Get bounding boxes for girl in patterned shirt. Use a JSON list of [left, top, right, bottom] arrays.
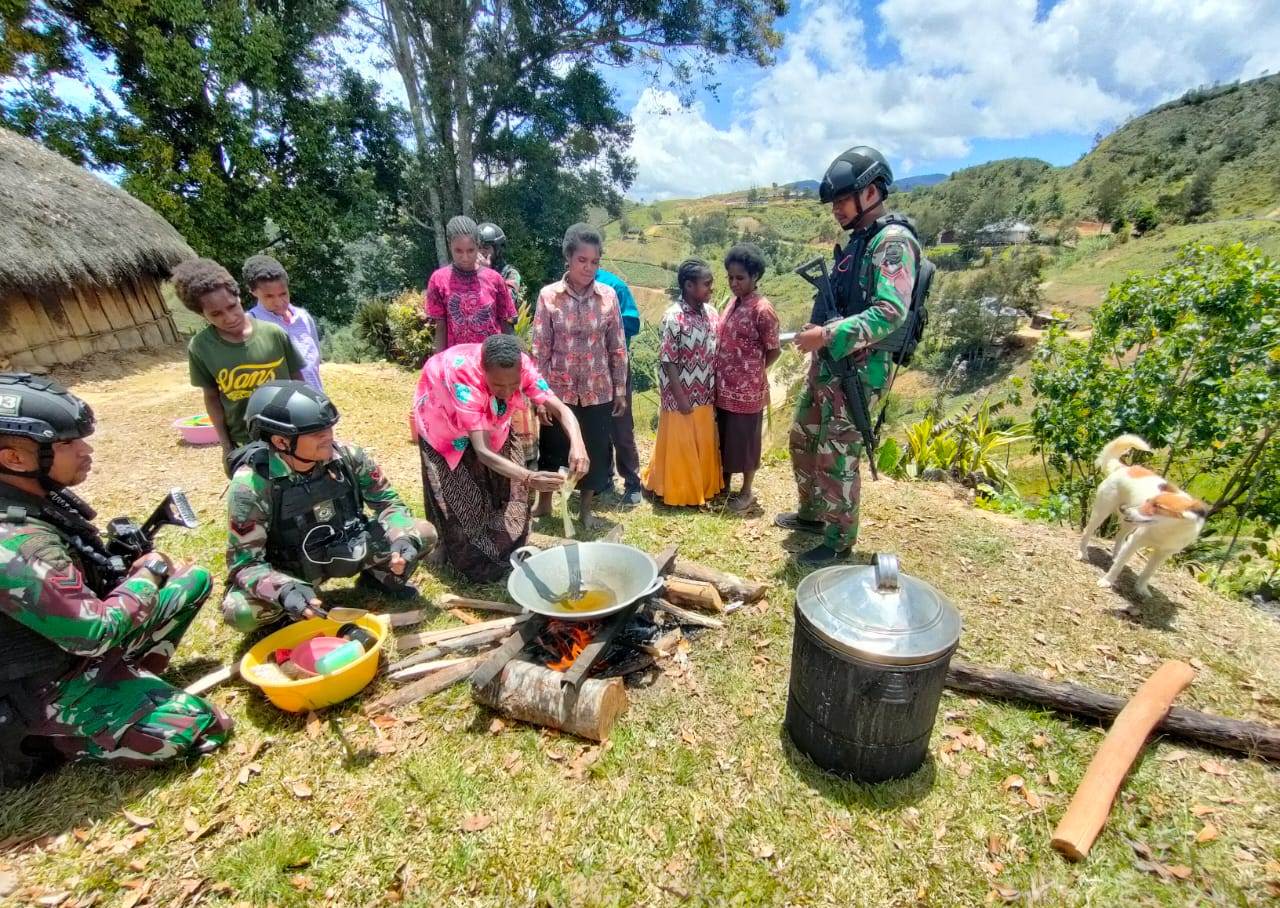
[[424, 216, 518, 355], [642, 259, 724, 506]]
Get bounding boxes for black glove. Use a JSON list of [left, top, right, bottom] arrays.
[[391, 537, 420, 563], [279, 582, 323, 620]]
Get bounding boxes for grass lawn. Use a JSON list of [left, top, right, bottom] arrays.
[[2, 353, 1279, 907]]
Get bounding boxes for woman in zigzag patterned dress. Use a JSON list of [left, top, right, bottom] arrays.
[[642, 259, 724, 506]]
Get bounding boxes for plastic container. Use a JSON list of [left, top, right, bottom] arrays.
[[173, 414, 220, 445], [240, 614, 388, 712]]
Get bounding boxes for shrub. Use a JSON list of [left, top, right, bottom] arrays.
[[386, 290, 434, 368], [320, 319, 378, 363], [354, 298, 394, 361]]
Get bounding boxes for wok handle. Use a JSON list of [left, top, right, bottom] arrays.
[[509, 545, 539, 571], [640, 575, 665, 600]]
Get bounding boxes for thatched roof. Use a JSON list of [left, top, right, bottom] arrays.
[[0, 127, 194, 292]]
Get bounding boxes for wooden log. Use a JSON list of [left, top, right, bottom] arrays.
[[528, 532, 766, 602], [366, 655, 486, 713], [639, 628, 684, 658], [663, 577, 724, 613], [389, 657, 472, 683], [473, 660, 628, 742], [387, 624, 514, 674], [946, 660, 1280, 762], [396, 615, 525, 651], [438, 594, 524, 615], [184, 665, 238, 697], [387, 645, 445, 675], [646, 598, 725, 629], [1051, 661, 1196, 861], [449, 608, 483, 625]]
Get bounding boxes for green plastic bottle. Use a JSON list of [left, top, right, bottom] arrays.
[[314, 640, 365, 675]]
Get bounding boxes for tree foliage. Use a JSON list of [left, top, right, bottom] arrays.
[[1030, 243, 1280, 529]]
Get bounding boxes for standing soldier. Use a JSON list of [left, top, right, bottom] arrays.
[[0, 374, 230, 785], [222, 381, 436, 631], [776, 146, 922, 565], [477, 222, 524, 305]]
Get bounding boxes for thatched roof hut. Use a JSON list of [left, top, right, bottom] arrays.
[[0, 127, 193, 369]]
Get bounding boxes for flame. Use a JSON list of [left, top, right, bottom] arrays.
[[544, 621, 598, 671]]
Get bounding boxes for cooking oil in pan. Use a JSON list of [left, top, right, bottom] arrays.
[[556, 584, 617, 612]]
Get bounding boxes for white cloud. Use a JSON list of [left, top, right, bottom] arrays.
[[627, 0, 1280, 199]]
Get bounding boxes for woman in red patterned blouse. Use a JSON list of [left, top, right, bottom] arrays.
[[715, 244, 781, 512]]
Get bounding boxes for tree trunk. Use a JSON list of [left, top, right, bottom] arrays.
[[473, 660, 628, 741], [450, 0, 477, 216], [946, 660, 1280, 761]]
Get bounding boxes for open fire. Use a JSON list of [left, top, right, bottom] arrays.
[[541, 620, 601, 671]]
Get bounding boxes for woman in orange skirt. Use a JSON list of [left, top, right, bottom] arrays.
[[643, 259, 723, 506]]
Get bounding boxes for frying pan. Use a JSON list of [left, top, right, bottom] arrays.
[[508, 543, 663, 621]]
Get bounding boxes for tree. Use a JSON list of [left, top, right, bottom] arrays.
[[2, 0, 407, 320], [1030, 243, 1280, 530], [1181, 165, 1217, 221], [361, 0, 785, 265], [1091, 171, 1127, 223]]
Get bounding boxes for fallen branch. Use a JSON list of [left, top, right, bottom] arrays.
[[366, 655, 486, 713], [645, 598, 724, 629], [946, 660, 1280, 761], [396, 615, 526, 651], [438, 593, 523, 615], [389, 657, 472, 683], [184, 665, 238, 697], [528, 532, 766, 602], [386, 623, 514, 674]]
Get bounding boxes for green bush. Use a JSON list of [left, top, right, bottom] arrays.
[[386, 290, 433, 368], [628, 323, 662, 394], [354, 298, 395, 361], [320, 320, 378, 363]]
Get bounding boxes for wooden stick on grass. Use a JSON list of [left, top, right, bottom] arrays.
[[1050, 660, 1196, 861]]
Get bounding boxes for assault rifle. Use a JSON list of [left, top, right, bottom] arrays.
[[104, 488, 200, 579], [792, 256, 880, 480]]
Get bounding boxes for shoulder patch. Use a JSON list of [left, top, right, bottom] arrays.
[[872, 239, 909, 274], [16, 530, 72, 571]]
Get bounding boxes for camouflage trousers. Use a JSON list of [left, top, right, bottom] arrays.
[[221, 520, 435, 632], [28, 567, 233, 767], [789, 364, 871, 551]]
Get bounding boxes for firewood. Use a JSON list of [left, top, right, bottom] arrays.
[[387, 645, 445, 675], [473, 660, 628, 742], [366, 655, 486, 713], [396, 615, 526, 651], [639, 628, 683, 658], [1051, 661, 1196, 861], [387, 624, 516, 674], [389, 657, 472, 683], [448, 608, 483, 625], [437, 594, 524, 615], [184, 665, 237, 697], [945, 660, 1280, 761], [663, 577, 724, 613], [528, 532, 766, 602], [646, 598, 724, 629]]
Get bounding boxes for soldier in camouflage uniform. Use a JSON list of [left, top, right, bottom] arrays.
[[223, 381, 435, 631], [777, 146, 922, 565], [0, 373, 230, 785]]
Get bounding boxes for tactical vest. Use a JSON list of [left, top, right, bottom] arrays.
[[829, 213, 935, 367], [236, 443, 371, 583]]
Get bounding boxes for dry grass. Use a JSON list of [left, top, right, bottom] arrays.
[[1, 353, 1278, 907]]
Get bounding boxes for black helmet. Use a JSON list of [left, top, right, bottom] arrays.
[[0, 373, 95, 489], [819, 146, 894, 204], [245, 381, 339, 442], [477, 222, 506, 247]]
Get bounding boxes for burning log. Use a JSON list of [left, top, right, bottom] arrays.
[[663, 577, 724, 613], [527, 532, 767, 603], [473, 661, 628, 742], [946, 660, 1280, 762]]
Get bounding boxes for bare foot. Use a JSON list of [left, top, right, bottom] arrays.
[[728, 493, 755, 513], [582, 514, 607, 532]]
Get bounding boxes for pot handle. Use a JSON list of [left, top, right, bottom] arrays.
[[509, 545, 539, 572], [640, 575, 666, 600], [873, 553, 900, 592]]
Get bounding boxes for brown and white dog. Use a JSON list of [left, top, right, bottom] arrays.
[[1078, 434, 1208, 597]]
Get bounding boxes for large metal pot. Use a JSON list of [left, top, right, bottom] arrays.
[[507, 543, 663, 621], [785, 553, 962, 782]]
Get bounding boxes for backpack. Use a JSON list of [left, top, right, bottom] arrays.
[[847, 214, 935, 367]]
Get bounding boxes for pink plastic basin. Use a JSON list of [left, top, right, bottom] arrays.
[[173, 414, 220, 445]]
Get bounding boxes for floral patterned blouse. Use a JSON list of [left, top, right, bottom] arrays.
[[531, 277, 628, 407], [424, 265, 518, 349], [413, 343, 552, 469], [657, 299, 718, 412], [715, 292, 781, 414]]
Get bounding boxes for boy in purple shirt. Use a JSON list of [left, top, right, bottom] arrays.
[[242, 255, 324, 391]]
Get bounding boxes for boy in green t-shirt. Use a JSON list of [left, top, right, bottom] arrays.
[[172, 258, 304, 462]]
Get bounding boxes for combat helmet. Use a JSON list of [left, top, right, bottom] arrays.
[[245, 381, 339, 447], [477, 222, 507, 248], [0, 373, 95, 488], [819, 146, 894, 204]]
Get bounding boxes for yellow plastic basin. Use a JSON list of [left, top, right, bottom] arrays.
[[239, 614, 389, 713]]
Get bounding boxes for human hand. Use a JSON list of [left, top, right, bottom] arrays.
[[567, 447, 590, 479], [612, 394, 627, 417], [795, 324, 827, 354], [536, 402, 553, 426], [527, 470, 566, 492], [389, 552, 407, 575]]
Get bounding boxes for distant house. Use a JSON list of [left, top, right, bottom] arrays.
[[0, 128, 192, 369], [975, 219, 1036, 245], [937, 229, 959, 244]]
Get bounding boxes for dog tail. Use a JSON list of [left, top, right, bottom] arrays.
[[1095, 433, 1152, 474]]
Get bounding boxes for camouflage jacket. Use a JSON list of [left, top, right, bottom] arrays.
[[0, 508, 160, 665], [822, 222, 920, 390], [225, 441, 424, 602]]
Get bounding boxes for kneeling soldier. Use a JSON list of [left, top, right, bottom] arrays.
[[222, 381, 436, 631], [0, 373, 231, 785]]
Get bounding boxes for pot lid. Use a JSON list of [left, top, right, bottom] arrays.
[[795, 554, 961, 665]]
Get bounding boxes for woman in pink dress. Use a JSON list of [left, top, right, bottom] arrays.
[[425, 216, 519, 355], [413, 335, 588, 581]]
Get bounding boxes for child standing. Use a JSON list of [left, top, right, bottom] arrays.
[[716, 244, 781, 512], [174, 258, 304, 463], [242, 255, 325, 392], [642, 259, 723, 506], [426, 216, 518, 355]]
